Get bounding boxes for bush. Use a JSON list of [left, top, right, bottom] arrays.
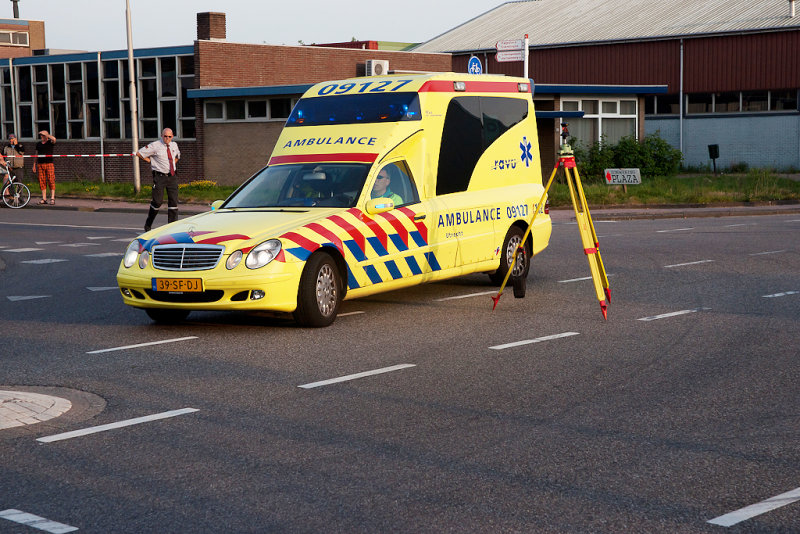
[[570, 132, 683, 182]]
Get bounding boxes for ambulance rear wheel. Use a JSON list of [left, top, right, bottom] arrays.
[[489, 226, 530, 285], [145, 308, 190, 324], [294, 252, 342, 327]]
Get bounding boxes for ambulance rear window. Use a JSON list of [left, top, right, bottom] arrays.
[[286, 93, 421, 126]]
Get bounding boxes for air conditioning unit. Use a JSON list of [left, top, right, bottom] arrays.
[[365, 59, 389, 76]]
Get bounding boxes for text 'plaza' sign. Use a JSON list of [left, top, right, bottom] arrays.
[[604, 168, 642, 185]]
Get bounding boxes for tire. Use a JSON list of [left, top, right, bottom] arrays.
[[488, 226, 530, 286], [3, 182, 30, 209], [293, 252, 342, 327], [145, 308, 190, 324]]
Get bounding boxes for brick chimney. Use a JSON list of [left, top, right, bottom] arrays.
[[197, 12, 226, 41]]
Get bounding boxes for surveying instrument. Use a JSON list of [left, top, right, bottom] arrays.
[[492, 124, 611, 319]]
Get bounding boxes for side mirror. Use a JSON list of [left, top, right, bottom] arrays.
[[210, 200, 224, 211], [365, 197, 394, 215]]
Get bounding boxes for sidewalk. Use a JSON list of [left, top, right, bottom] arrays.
[[14, 195, 800, 221]]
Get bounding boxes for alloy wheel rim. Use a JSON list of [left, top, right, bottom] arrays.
[[315, 264, 337, 316]]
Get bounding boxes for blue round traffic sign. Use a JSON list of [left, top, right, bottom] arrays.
[[467, 56, 482, 75]]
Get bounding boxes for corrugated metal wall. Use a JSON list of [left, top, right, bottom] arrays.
[[452, 29, 800, 93]]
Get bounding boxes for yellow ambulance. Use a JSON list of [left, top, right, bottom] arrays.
[[117, 73, 552, 326]]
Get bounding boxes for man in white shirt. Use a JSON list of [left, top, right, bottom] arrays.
[[137, 128, 181, 232]]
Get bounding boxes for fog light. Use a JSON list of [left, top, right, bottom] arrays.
[[250, 290, 265, 300], [121, 288, 132, 297]]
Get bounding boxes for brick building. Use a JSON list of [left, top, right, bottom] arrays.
[[0, 12, 450, 186]]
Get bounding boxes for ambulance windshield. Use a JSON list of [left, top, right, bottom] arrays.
[[224, 163, 370, 209], [286, 93, 421, 127]]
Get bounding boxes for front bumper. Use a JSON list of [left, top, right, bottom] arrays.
[[116, 262, 303, 313]]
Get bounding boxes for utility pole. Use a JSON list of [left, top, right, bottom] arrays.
[[125, 0, 141, 193]]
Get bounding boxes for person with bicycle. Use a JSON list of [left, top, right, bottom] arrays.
[[3, 133, 25, 188]]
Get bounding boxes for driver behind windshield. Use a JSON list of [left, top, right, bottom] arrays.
[[371, 166, 402, 205]]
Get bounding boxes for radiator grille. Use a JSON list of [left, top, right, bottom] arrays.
[[152, 244, 224, 271]]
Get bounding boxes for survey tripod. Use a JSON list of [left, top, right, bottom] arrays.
[[491, 143, 611, 319]]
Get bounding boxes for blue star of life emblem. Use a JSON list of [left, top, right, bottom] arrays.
[[520, 137, 533, 167]]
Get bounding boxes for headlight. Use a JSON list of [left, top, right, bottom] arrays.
[[245, 239, 282, 269], [226, 250, 243, 270], [138, 249, 150, 269], [123, 240, 140, 268]]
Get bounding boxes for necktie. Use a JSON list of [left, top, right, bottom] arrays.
[[166, 146, 175, 176]]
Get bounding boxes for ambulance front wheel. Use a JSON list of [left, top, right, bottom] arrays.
[[489, 226, 530, 285], [294, 252, 342, 327]]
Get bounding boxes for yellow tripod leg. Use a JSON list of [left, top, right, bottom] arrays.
[[491, 161, 559, 310], [572, 165, 611, 305], [565, 164, 608, 320]]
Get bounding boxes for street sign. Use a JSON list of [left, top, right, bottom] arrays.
[[496, 39, 524, 51], [467, 55, 483, 74], [604, 168, 642, 185], [496, 50, 526, 63]]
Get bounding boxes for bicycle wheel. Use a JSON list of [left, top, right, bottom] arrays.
[[3, 182, 31, 208]]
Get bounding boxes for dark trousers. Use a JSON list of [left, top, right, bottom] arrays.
[[144, 171, 179, 230]]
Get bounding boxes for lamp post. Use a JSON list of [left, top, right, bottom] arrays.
[[125, 0, 141, 193]]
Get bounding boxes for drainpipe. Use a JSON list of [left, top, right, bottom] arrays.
[[679, 38, 684, 155], [97, 52, 105, 183], [9, 58, 17, 137], [791, 0, 796, 17]]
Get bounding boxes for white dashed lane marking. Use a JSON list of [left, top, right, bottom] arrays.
[[490, 332, 580, 350], [37, 408, 200, 443], [657, 227, 694, 233], [21, 259, 68, 264], [638, 308, 710, 321], [86, 336, 198, 354], [435, 290, 496, 302], [6, 295, 50, 302], [86, 286, 119, 292], [5, 248, 43, 253], [762, 291, 798, 298], [0, 509, 78, 533], [298, 364, 416, 389], [749, 250, 787, 256], [664, 259, 714, 268], [85, 252, 121, 258], [708, 487, 800, 527]]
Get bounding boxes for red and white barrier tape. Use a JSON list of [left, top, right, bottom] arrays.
[[12, 153, 136, 158]]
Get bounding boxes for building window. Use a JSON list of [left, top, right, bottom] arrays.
[[772, 89, 798, 111], [0, 31, 28, 46], [713, 92, 740, 113], [561, 97, 638, 146], [742, 91, 768, 112], [204, 96, 299, 122]]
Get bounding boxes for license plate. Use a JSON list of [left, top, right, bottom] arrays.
[[152, 278, 203, 292]]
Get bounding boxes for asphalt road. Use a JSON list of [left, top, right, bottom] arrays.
[[1, 208, 799, 533]]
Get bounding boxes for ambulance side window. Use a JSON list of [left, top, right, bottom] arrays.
[[436, 96, 528, 196], [376, 161, 419, 207]]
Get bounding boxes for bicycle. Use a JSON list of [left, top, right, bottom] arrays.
[[2, 167, 31, 209]]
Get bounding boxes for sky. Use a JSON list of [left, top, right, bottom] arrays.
[[11, 0, 503, 52]]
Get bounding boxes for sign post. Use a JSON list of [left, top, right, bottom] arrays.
[[495, 34, 529, 78]]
